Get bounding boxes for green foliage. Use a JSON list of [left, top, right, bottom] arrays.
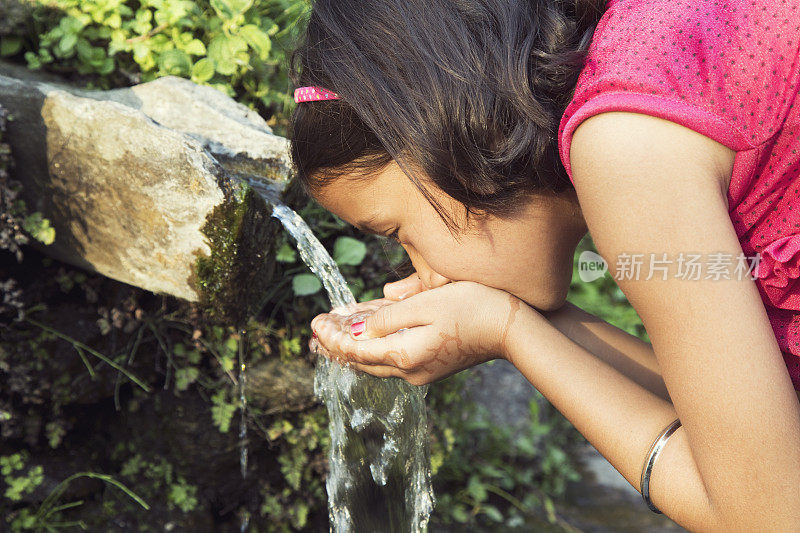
[[275, 242, 296, 263], [426, 373, 584, 530], [118, 454, 195, 513], [25, 317, 151, 392], [210, 388, 237, 433], [0, 453, 44, 502], [1, 37, 24, 57], [260, 409, 328, 530], [16, 0, 312, 133], [167, 480, 199, 513], [569, 234, 649, 342], [20, 212, 55, 246]]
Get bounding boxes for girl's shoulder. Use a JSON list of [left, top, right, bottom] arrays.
[[558, 0, 800, 185]]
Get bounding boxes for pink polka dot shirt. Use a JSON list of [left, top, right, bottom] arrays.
[[558, 0, 800, 389]]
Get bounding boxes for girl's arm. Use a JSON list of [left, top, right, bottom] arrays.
[[540, 301, 671, 402], [555, 111, 800, 532], [504, 304, 711, 530]]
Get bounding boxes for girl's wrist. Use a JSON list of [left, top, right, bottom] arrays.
[[499, 301, 547, 366]]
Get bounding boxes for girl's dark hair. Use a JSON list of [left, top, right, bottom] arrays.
[[289, 0, 607, 228]]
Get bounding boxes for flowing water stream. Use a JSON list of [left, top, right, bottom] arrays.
[[238, 328, 250, 532], [270, 202, 434, 532]]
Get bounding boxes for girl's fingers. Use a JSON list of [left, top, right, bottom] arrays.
[[348, 295, 434, 340], [383, 272, 426, 301], [329, 298, 394, 316], [317, 323, 431, 370], [346, 360, 408, 380], [310, 337, 338, 362], [311, 337, 404, 379]]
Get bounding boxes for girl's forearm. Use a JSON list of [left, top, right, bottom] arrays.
[[539, 300, 672, 403], [505, 306, 723, 532]]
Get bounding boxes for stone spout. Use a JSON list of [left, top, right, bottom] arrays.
[[0, 60, 292, 322]]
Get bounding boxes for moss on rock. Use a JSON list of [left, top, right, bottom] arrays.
[[192, 182, 280, 326]]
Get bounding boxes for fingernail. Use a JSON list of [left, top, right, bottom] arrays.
[[351, 320, 366, 337]]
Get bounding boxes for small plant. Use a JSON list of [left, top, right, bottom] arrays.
[[259, 409, 328, 530], [0, 453, 44, 502], [211, 387, 238, 433]]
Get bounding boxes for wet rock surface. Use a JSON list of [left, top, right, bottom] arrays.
[[462, 359, 687, 532]]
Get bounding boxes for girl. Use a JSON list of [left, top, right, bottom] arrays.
[[290, 0, 800, 530]]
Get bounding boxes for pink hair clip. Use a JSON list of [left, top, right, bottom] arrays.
[[294, 86, 341, 103]]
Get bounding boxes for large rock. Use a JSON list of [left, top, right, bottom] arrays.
[[0, 60, 291, 321]]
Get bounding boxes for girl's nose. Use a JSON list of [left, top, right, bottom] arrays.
[[412, 260, 452, 290], [405, 244, 452, 290]]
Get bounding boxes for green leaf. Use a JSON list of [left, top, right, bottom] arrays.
[[99, 57, 115, 75], [210, 0, 254, 19], [0, 36, 22, 57], [158, 49, 191, 75], [292, 502, 309, 528], [175, 367, 199, 392], [275, 242, 297, 263], [544, 496, 557, 523], [60, 16, 86, 35], [106, 12, 122, 29], [24, 51, 41, 69], [75, 38, 94, 63], [239, 24, 271, 60], [191, 57, 215, 82], [22, 213, 55, 245], [481, 505, 503, 522], [57, 33, 77, 56], [292, 274, 321, 296], [467, 474, 487, 502], [184, 38, 206, 56], [333, 236, 367, 266], [452, 504, 470, 523], [207, 35, 247, 76]]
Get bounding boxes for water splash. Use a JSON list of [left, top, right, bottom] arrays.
[[270, 202, 435, 532], [238, 328, 248, 480]]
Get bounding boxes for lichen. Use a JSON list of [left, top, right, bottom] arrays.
[[191, 183, 279, 326]]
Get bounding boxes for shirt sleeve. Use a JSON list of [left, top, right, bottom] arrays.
[[558, 0, 800, 185]]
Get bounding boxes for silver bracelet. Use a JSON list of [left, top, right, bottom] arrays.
[[640, 417, 682, 514]]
